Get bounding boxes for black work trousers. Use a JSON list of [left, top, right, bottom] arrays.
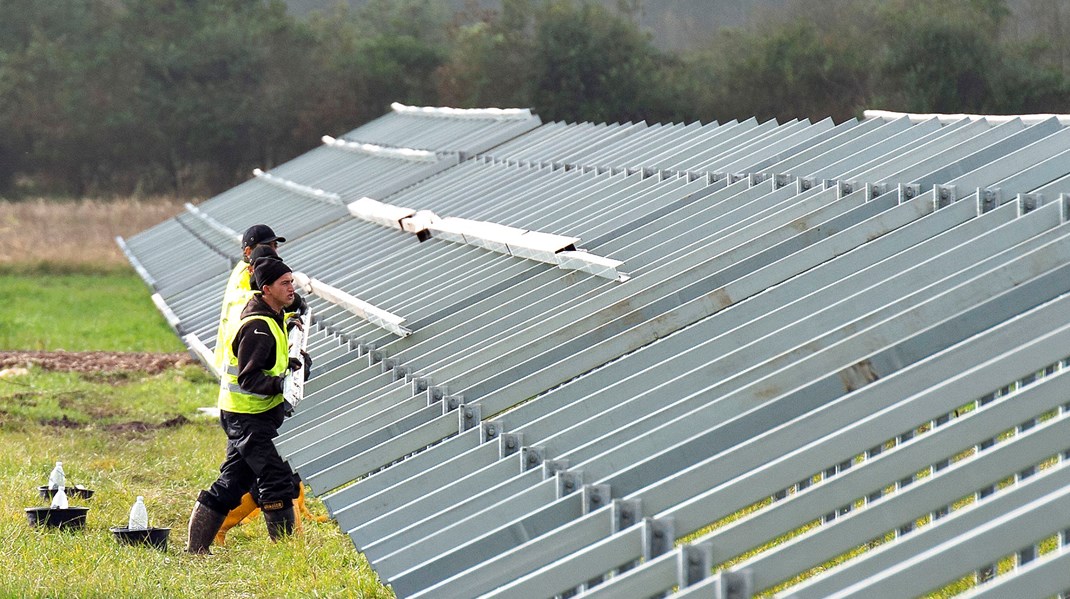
[[199, 403, 297, 514]]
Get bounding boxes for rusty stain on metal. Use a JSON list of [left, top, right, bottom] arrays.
[[789, 217, 810, 233], [709, 288, 733, 310], [753, 384, 782, 401], [839, 359, 880, 392]]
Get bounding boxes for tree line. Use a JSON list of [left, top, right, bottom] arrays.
[[1, 0, 1067, 198]]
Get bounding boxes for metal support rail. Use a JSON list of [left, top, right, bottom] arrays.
[[322, 136, 437, 162], [115, 236, 156, 289], [292, 271, 411, 338], [182, 333, 219, 378], [391, 102, 534, 121], [347, 198, 628, 281], [252, 168, 343, 204], [183, 202, 242, 244]]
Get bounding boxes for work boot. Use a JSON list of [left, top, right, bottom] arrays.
[[215, 492, 260, 545], [263, 506, 296, 542], [186, 501, 226, 554]]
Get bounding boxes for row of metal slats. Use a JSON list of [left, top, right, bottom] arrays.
[[120, 104, 1070, 597], [278, 117, 868, 417], [340, 104, 541, 156], [286, 114, 1052, 382], [272, 115, 1070, 598], [276, 116, 984, 487], [277, 119, 866, 487], [442, 199, 1070, 598], [117, 107, 541, 368]]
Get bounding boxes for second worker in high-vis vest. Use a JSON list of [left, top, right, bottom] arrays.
[[186, 256, 306, 553]]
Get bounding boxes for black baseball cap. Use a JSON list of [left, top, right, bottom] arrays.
[[242, 224, 286, 249]]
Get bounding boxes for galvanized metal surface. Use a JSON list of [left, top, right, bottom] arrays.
[[120, 107, 1070, 598]]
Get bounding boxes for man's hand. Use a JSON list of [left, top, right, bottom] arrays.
[[286, 354, 312, 379], [300, 350, 312, 378]]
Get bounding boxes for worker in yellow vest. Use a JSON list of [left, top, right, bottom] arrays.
[[211, 241, 321, 543], [213, 224, 285, 374], [211, 228, 323, 544], [187, 257, 306, 553]]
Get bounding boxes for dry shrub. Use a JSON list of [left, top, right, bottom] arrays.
[[0, 197, 189, 269]]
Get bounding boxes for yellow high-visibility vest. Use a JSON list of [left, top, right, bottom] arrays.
[[213, 262, 253, 373], [217, 314, 287, 414]]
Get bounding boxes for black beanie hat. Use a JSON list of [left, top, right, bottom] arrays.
[[247, 246, 280, 290], [248, 244, 279, 264], [253, 257, 292, 290]]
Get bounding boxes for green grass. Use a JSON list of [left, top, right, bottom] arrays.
[[0, 269, 183, 352], [0, 273, 394, 597], [0, 366, 392, 598]]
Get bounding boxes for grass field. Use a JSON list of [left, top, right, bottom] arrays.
[[0, 272, 184, 352], [0, 199, 392, 597], [0, 366, 391, 598]]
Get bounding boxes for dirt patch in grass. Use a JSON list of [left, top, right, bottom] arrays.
[[102, 414, 190, 433], [42, 414, 82, 428], [39, 412, 191, 432], [0, 351, 193, 374]]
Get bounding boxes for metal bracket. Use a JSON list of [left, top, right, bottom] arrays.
[[367, 349, 384, 366], [582, 483, 610, 514], [521, 445, 544, 471], [898, 183, 921, 203], [426, 385, 445, 406], [480, 420, 502, 443], [837, 180, 854, 197], [554, 469, 582, 499], [641, 516, 675, 561], [442, 394, 463, 414], [678, 543, 714, 588], [1020, 193, 1040, 215], [411, 377, 429, 395], [979, 188, 1000, 213], [499, 432, 522, 458], [612, 498, 642, 533], [716, 569, 754, 599], [543, 458, 569, 479], [934, 184, 956, 208], [458, 403, 480, 432], [380, 357, 397, 375]]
